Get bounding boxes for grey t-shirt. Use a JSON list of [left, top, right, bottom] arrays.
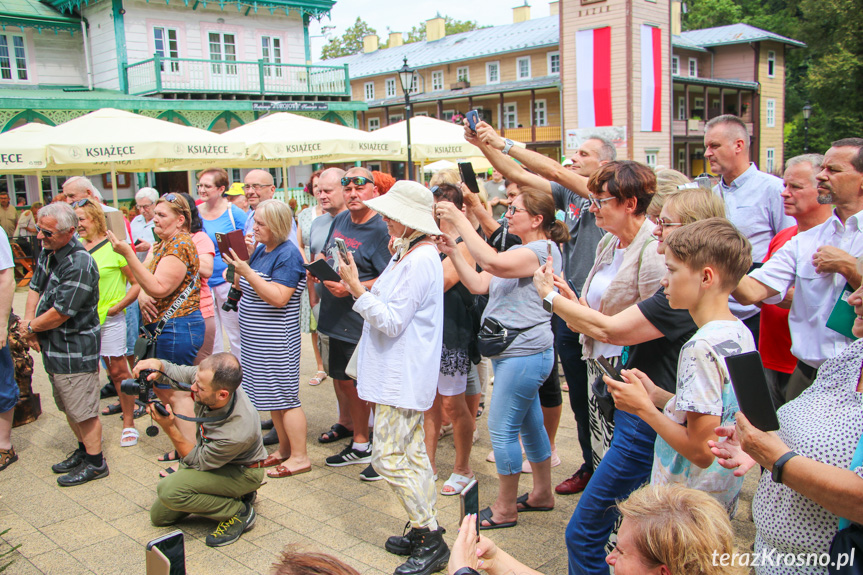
[[309, 212, 335, 299], [482, 240, 561, 358], [551, 182, 605, 296], [485, 179, 508, 219]]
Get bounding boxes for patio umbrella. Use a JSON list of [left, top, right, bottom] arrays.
[[40, 108, 246, 207], [370, 117, 488, 162]]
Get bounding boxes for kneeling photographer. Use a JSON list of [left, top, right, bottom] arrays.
[[131, 352, 267, 547]]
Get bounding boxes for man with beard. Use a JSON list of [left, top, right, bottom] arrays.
[[133, 352, 268, 547], [734, 138, 863, 399]]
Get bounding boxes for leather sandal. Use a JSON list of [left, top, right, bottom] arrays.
[[267, 464, 311, 478], [0, 447, 17, 471]]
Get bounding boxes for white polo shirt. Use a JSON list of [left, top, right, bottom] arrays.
[[749, 209, 863, 368]]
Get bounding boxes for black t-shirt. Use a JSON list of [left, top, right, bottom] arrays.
[[550, 182, 604, 296], [316, 210, 391, 343], [624, 286, 698, 393]]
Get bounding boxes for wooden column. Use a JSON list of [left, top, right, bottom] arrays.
[[530, 89, 536, 143]]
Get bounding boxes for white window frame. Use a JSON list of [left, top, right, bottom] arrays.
[[534, 99, 547, 127], [486, 61, 500, 85], [503, 102, 518, 129], [431, 70, 444, 91], [153, 27, 180, 73], [260, 35, 282, 77], [385, 77, 396, 98], [441, 110, 455, 121], [767, 50, 776, 78], [766, 99, 776, 127], [645, 150, 658, 168], [688, 57, 697, 77], [208, 31, 237, 75], [410, 73, 420, 94], [415, 111, 429, 117], [364, 81, 375, 101], [677, 96, 686, 120], [456, 66, 470, 83], [389, 114, 404, 123], [671, 55, 679, 75], [677, 148, 686, 173], [516, 56, 531, 80], [547, 51, 560, 75], [693, 97, 705, 110], [368, 117, 380, 131], [766, 148, 775, 173]]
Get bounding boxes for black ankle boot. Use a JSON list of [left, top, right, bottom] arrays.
[[385, 521, 413, 556], [393, 526, 450, 575]]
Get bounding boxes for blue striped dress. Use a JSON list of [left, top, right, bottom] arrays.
[[238, 241, 307, 411]]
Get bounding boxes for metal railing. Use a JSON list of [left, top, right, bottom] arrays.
[[125, 56, 351, 97]]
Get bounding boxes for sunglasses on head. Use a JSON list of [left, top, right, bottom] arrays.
[[71, 199, 93, 208], [341, 176, 372, 187], [162, 193, 180, 203]]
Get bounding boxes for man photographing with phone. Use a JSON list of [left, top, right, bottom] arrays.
[[133, 352, 267, 547]]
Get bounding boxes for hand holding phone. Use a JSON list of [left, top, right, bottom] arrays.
[[335, 238, 349, 263], [593, 355, 623, 382], [459, 478, 479, 542], [458, 162, 480, 194], [466, 110, 480, 134]]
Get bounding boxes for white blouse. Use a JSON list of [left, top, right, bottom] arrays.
[[352, 243, 444, 411]]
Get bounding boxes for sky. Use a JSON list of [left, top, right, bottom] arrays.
[[308, 1, 557, 62]]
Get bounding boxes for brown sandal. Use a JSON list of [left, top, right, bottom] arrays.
[[0, 447, 18, 471], [267, 464, 311, 478]]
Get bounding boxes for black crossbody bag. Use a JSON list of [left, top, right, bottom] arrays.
[[134, 275, 199, 363]]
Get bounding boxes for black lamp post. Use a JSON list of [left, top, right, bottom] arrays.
[[802, 102, 812, 153], [397, 56, 417, 181]]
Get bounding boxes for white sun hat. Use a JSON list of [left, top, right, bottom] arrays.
[[363, 180, 442, 236]]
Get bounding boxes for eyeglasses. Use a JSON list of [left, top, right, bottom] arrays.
[[587, 195, 616, 209], [341, 176, 372, 187], [242, 183, 269, 192], [506, 205, 529, 216], [70, 199, 94, 208], [650, 216, 684, 229], [136, 202, 154, 209]]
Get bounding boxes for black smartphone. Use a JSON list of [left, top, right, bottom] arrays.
[[466, 110, 480, 134], [724, 351, 780, 432], [146, 530, 185, 575], [566, 279, 578, 296], [134, 239, 142, 246], [459, 478, 479, 541], [458, 162, 480, 194], [335, 237, 349, 262], [593, 355, 622, 382]]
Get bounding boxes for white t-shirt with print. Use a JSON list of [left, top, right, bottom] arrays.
[[651, 319, 755, 514]]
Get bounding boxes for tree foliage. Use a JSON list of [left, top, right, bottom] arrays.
[[683, 0, 863, 157], [404, 17, 484, 44], [320, 17, 377, 60]]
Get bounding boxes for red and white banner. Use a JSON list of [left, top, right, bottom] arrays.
[[575, 27, 612, 128], [640, 24, 662, 132]]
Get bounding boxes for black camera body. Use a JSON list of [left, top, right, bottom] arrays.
[[222, 286, 242, 312], [120, 368, 157, 404]]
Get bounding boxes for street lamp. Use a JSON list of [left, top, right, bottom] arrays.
[[398, 56, 417, 181], [802, 102, 812, 153]]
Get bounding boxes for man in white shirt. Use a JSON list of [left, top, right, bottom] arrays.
[[130, 187, 157, 262], [734, 138, 863, 399], [242, 169, 301, 253], [704, 115, 794, 345]]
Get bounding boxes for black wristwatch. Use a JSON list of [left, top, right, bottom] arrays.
[[453, 568, 480, 575], [771, 451, 798, 484]]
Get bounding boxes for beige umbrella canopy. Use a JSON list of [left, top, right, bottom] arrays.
[[38, 108, 246, 206], [369, 116, 486, 162], [0, 123, 52, 171]]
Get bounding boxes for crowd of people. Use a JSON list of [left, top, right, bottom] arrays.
[[2, 115, 863, 575]]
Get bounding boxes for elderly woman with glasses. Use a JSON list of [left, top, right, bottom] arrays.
[[108, 193, 203, 468], [222, 199, 308, 479], [533, 184, 727, 574], [74, 199, 141, 446]]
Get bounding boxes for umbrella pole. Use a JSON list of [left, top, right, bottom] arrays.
[[281, 160, 289, 194], [419, 159, 425, 184], [37, 170, 44, 204], [110, 163, 119, 209]]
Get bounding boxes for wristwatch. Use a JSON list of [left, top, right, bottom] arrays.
[[453, 568, 480, 575], [502, 138, 515, 156], [26, 321, 34, 334], [771, 451, 798, 484], [542, 291, 557, 313]]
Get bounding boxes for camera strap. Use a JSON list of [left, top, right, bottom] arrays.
[[175, 392, 237, 424], [150, 273, 199, 339]]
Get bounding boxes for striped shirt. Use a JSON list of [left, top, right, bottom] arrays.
[[29, 238, 101, 374]]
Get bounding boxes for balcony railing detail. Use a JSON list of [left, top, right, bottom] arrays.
[[125, 56, 351, 97]]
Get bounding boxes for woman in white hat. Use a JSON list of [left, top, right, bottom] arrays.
[[337, 179, 449, 575]]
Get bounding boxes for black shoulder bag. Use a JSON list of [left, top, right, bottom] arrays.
[[134, 274, 199, 363]]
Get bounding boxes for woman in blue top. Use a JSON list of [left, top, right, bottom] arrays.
[[197, 168, 246, 356], [222, 199, 308, 479]]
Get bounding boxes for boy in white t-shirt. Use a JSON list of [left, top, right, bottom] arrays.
[[606, 217, 755, 513]]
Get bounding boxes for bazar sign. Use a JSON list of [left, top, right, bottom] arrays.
[[252, 102, 330, 112]]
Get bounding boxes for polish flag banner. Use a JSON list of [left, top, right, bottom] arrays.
[[640, 24, 662, 132], [575, 27, 612, 128]]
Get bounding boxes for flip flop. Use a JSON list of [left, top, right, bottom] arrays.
[[158, 450, 179, 462], [318, 423, 353, 444], [309, 371, 328, 386], [478, 506, 517, 530], [516, 492, 554, 512], [441, 473, 474, 496], [267, 465, 311, 478], [120, 428, 139, 447]]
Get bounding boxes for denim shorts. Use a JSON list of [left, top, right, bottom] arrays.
[[0, 346, 19, 413], [145, 310, 205, 388]]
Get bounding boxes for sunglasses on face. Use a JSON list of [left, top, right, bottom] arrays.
[[341, 176, 372, 187], [35, 224, 63, 237]]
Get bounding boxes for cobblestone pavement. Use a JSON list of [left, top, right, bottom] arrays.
[[0, 289, 757, 574]]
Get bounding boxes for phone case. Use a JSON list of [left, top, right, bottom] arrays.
[[215, 229, 249, 261]]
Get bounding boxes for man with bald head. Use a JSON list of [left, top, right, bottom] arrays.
[[62, 176, 132, 241], [242, 169, 300, 253], [703, 115, 793, 345]]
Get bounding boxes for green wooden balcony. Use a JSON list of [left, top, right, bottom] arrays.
[[125, 55, 351, 98]]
